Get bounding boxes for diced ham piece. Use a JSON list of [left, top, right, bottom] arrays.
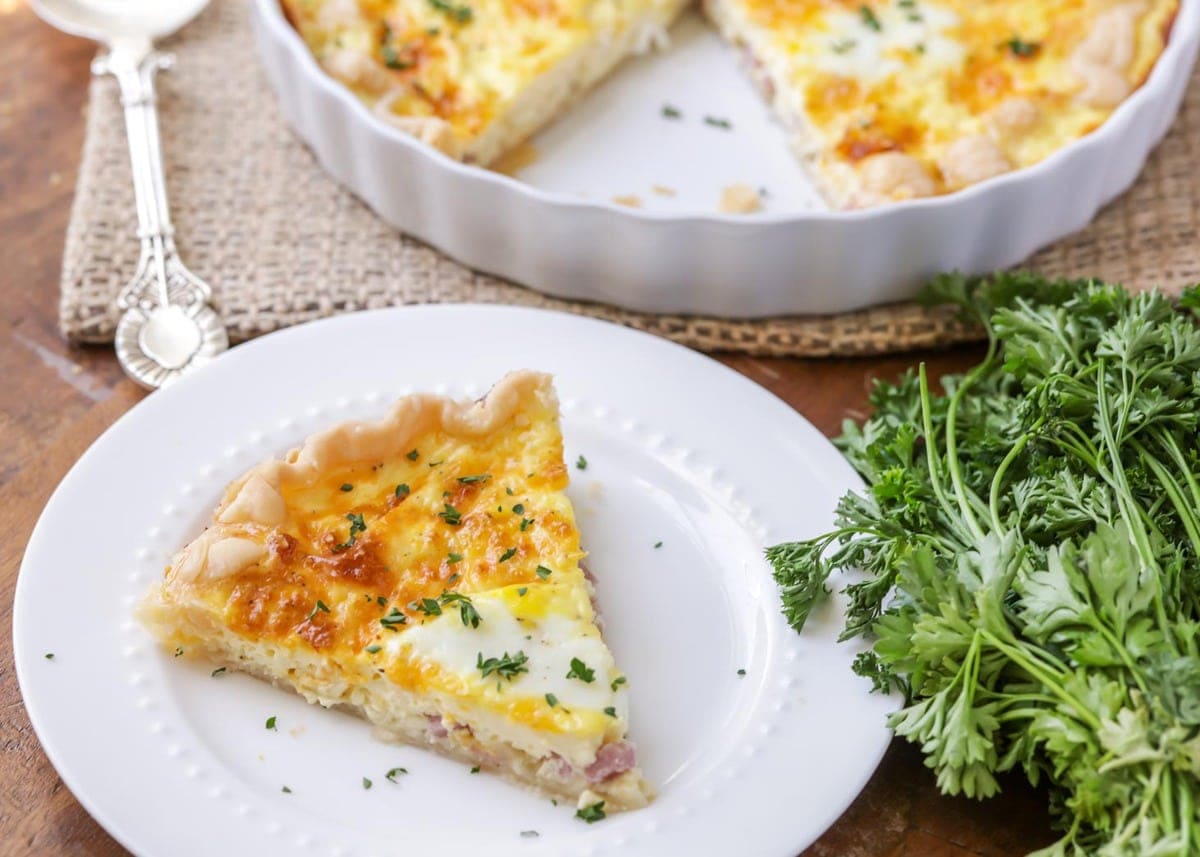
[[584, 742, 636, 783], [427, 715, 449, 739]]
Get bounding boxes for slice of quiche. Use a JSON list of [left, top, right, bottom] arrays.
[[703, 0, 1179, 207], [139, 371, 648, 812], [282, 0, 690, 166]]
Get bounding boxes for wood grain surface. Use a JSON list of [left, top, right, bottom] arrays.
[[0, 4, 1056, 854]]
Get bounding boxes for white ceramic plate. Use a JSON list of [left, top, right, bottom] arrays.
[[14, 307, 892, 857], [252, 0, 1200, 317]]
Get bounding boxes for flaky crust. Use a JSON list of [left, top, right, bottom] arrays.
[[181, 370, 554, 582]]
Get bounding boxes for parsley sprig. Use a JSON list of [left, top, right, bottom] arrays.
[[768, 273, 1200, 855]]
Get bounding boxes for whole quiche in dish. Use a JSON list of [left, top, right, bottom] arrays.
[[282, 0, 1180, 207]]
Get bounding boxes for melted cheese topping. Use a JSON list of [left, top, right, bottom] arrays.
[[717, 0, 1178, 204], [163, 379, 626, 748], [282, 0, 681, 160]]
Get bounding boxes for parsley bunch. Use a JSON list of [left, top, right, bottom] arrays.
[[769, 273, 1200, 855]]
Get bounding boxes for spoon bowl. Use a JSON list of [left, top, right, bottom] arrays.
[[32, 0, 209, 44]]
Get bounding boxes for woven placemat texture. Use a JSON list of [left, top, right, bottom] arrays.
[[60, 0, 1200, 357]]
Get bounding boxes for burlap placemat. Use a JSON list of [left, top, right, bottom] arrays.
[[60, 0, 1200, 357]]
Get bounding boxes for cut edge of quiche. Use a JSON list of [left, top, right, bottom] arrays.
[[281, 0, 691, 167], [138, 371, 651, 812]]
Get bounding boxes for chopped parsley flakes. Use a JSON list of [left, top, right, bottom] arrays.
[[498, 547, 517, 563], [604, 706, 617, 717], [535, 565, 553, 580], [440, 591, 481, 628], [406, 449, 420, 461], [703, 115, 732, 130], [439, 504, 463, 526], [428, 0, 472, 23], [611, 675, 627, 691], [457, 473, 491, 484], [365, 644, 383, 653], [381, 607, 408, 630], [576, 801, 606, 823], [395, 483, 410, 499], [661, 104, 682, 119], [334, 512, 367, 551], [477, 650, 529, 680], [417, 598, 443, 617], [266, 716, 278, 730], [1004, 36, 1041, 58], [575, 454, 588, 470], [340, 483, 353, 492], [447, 552, 463, 564], [545, 692, 559, 707], [211, 667, 227, 677], [307, 599, 332, 621], [386, 767, 408, 782], [362, 777, 373, 790], [859, 4, 881, 31], [566, 657, 595, 683]]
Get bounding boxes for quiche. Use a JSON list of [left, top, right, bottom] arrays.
[[139, 371, 649, 812], [281, 0, 690, 165], [282, 0, 1179, 204], [704, 0, 1180, 206]]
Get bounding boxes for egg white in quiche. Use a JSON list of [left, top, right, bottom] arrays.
[[282, 0, 690, 165], [704, 0, 1179, 206], [139, 371, 649, 812]]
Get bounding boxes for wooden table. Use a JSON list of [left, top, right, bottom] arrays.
[[0, 5, 1056, 854]]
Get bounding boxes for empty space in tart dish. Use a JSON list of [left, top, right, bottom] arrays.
[[513, 11, 828, 215]]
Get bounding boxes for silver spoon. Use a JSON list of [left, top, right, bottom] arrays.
[[33, 0, 228, 389]]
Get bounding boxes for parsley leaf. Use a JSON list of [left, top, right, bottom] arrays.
[[428, 0, 472, 23], [381, 607, 408, 630], [334, 513, 367, 551], [575, 801, 606, 823], [565, 657, 595, 683], [1003, 36, 1040, 58], [440, 591, 481, 628], [476, 650, 529, 681]]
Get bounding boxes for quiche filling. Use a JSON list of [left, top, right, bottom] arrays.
[[140, 371, 650, 811], [281, 0, 691, 165], [283, 0, 1178, 206], [704, 0, 1180, 206]]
